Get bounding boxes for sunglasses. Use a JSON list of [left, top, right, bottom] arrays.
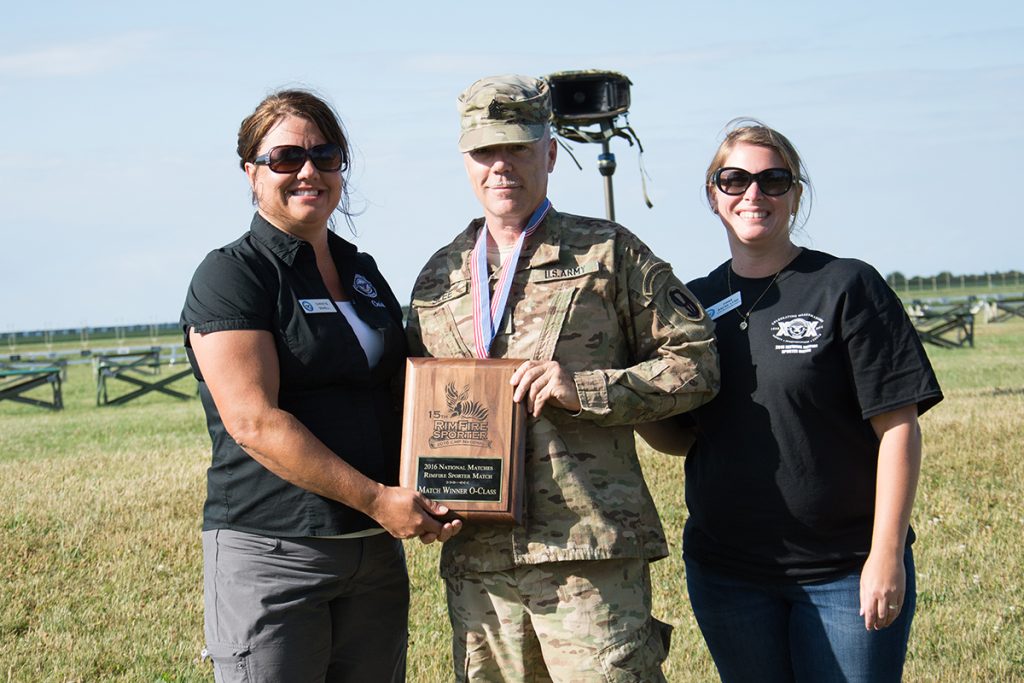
[[252, 143, 346, 174], [713, 167, 794, 196]]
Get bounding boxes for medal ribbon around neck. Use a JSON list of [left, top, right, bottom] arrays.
[[470, 198, 552, 358]]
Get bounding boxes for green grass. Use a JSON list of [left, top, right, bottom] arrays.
[[1, 321, 1022, 681]]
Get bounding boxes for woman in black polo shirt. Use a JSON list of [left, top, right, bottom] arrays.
[[181, 89, 460, 682]]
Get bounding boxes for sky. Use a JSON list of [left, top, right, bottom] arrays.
[[2, 1, 1021, 332]]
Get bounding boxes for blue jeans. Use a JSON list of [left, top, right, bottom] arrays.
[[685, 548, 915, 683]]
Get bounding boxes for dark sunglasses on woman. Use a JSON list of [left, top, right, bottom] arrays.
[[713, 167, 794, 196], [253, 143, 346, 174]]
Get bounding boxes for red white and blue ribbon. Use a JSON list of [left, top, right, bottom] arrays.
[[470, 198, 552, 358]]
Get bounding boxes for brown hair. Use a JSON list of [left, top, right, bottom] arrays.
[[704, 118, 812, 229], [237, 89, 354, 227]]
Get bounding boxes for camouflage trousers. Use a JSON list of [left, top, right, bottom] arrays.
[[446, 558, 672, 682]]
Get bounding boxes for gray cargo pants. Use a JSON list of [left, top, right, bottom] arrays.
[[202, 528, 408, 682]]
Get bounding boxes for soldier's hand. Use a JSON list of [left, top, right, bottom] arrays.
[[510, 360, 581, 417]]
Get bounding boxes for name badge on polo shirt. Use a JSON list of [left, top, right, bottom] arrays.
[[706, 292, 742, 320], [298, 298, 336, 314]]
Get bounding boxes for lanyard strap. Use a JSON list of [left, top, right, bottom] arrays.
[[470, 198, 552, 358]]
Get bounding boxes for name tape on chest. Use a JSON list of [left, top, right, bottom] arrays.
[[534, 262, 600, 282], [412, 281, 469, 309]]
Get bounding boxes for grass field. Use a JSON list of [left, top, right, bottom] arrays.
[[1, 320, 1022, 681]]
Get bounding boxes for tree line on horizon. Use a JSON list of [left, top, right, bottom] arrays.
[[886, 269, 1022, 291]]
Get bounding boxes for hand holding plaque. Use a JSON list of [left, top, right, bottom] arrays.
[[400, 358, 526, 524]]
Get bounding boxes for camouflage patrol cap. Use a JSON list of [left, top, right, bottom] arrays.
[[457, 75, 552, 152]]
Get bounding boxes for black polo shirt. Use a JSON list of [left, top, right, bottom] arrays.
[[181, 213, 407, 536]]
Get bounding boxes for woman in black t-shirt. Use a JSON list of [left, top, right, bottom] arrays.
[[640, 121, 941, 682], [181, 89, 461, 681]]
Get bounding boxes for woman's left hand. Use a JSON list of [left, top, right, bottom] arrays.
[[859, 549, 906, 630]]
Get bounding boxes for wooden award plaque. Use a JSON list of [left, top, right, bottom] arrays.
[[400, 358, 526, 524]]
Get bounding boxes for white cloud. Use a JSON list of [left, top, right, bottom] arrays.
[[0, 31, 160, 77]]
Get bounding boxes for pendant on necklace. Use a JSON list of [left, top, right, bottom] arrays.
[[739, 320, 748, 331]]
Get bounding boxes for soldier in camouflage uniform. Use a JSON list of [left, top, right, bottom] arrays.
[[406, 74, 720, 682]]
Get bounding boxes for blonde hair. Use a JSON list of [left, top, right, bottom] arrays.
[[704, 118, 812, 229]]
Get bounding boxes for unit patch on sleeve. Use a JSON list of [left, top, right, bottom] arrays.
[[669, 287, 702, 321]]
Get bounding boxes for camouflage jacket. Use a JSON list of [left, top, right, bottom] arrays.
[[406, 209, 719, 576]]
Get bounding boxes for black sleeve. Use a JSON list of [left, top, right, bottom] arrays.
[[181, 248, 276, 341], [839, 263, 943, 419]]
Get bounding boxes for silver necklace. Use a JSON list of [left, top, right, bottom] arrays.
[[727, 265, 783, 331]]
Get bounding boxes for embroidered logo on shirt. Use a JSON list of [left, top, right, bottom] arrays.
[[353, 274, 378, 299], [771, 314, 824, 354]]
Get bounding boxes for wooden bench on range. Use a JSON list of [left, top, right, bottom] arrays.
[[95, 347, 194, 406], [907, 300, 975, 349], [0, 358, 65, 410], [990, 296, 1024, 323]]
